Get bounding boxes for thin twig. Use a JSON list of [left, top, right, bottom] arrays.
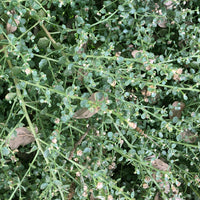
[[67, 182, 76, 200], [68, 126, 90, 160], [40, 22, 56, 44], [67, 126, 90, 200]]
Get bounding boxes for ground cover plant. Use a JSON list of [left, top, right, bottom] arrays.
[[0, 0, 200, 199]]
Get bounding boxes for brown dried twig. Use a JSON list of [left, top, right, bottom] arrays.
[[68, 126, 90, 160], [67, 126, 90, 200], [128, 122, 160, 147]]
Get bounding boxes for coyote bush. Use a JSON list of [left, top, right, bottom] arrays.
[[0, 0, 200, 199]]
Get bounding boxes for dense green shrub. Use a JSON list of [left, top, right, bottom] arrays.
[[0, 0, 200, 199]]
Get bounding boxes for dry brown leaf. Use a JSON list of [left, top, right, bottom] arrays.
[[154, 192, 161, 200], [6, 17, 20, 33], [152, 173, 170, 194], [173, 68, 183, 81], [151, 159, 170, 194], [158, 19, 167, 28], [131, 50, 143, 58], [180, 130, 198, 143], [128, 122, 137, 129], [141, 86, 159, 104], [146, 156, 181, 198], [77, 42, 87, 54], [151, 158, 170, 171], [164, 0, 173, 9], [73, 92, 107, 119], [169, 101, 185, 119], [145, 156, 170, 171], [8, 127, 38, 150], [77, 68, 88, 82]]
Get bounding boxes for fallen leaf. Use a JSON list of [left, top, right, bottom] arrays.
[[141, 86, 159, 104], [131, 50, 143, 58], [73, 92, 107, 119], [5, 92, 16, 101], [146, 156, 180, 198], [6, 17, 20, 33], [169, 101, 185, 119], [164, 0, 173, 9], [8, 127, 38, 150], [152, 159, 170, 194], [158, 19, 167, 28], [128, 122, 137, 129], [152, 173, 170, 194], [154, 192, 161, 200], [151, 158, 170, 171], [180, 130, 198, 143]]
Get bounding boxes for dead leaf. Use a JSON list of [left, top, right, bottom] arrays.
[[77, 68, 88, 82], [164, 0, 173, 9], [154, 192, 161, 200], [8, 127, 38, 150], [141, 86, 159, 104], [153, 173, 170, 194], [151, 158, 170, 171], [169, 101, 185, 119], [77, 42, 87, 54], [180, 130, 198, 143], [152, 159, 170, 194], [5, 92, 16, 101], [146, 156, 180, 198], [6, 17, 20, 33], [128, 122, 137, 129], [172, 68, 183, 81], [131, 50, 143, 58], [158, 19, 167, 28], [73, 92, 107, 119]]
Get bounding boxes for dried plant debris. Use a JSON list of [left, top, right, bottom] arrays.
[[153, 173, 170, 194], [151, 158, 170, 171], [145, 156, 181, 198], [158, 19, 167, 28], [154, 192, 160, 200], [145, 155, 170, 171], [172, 68, 183, 81], [6, 18, 20, 33], [180, 130, 198, 143], [73, 92, 108, 119], [164, 0, 173, 9], [77, 41, 88, 82], [8, 127, 38, 150], [5, 92, 16, 101], [169, 101, 185, 119], [141, 85, 159, 104], [6, 10, 20, 34], [131, 50, 143, 58]]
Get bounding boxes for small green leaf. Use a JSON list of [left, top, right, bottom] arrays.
[[118, 5, 124, 11], [53, 180, 62, 186], [183, 94, 188, 100], [108, 132, 113, 138], [40, 183, 48, 190], [1, 147, 10, 156], [39, 59, 47, 68], [37, 37, 50, 49]]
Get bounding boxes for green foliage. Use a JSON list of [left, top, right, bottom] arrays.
[[0, 0, 200, 199]]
